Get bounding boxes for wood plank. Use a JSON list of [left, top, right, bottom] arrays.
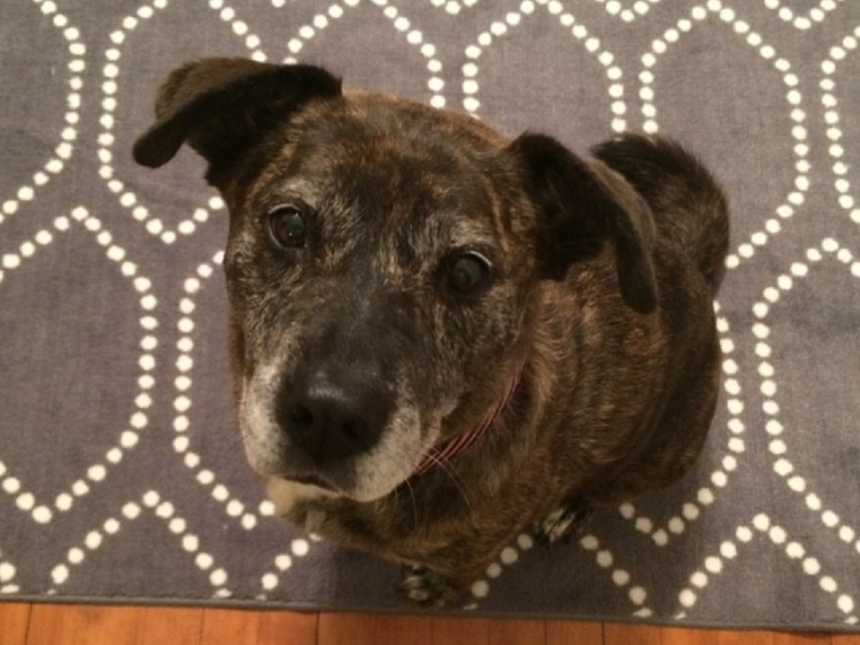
[[605, 623, 661, 645], [660, 626, 720, 645], [0, 603, 31, 645], [318, 612, 433, 645], [545, 620, 601, 645], [257, 610, 317, 645], [135, 607, 203, 645], [431, 617, 489, 645], [773, 632, 832, 645], [200, 608, 260, 645], [832, 635, 860, 645], [487, 619, 545, 645], [27, 604, 143, 645], [716, 630, 773, 645], [546, 620, 602, 645]]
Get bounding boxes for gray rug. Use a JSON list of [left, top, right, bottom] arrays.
[[1, 0, 858, 632]]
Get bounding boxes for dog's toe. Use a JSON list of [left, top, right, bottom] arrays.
[[535, 497, 593, 546], [398, 565, 459, 607]]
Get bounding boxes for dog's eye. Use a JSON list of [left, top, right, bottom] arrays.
[[268, 205, 307, 249], [447, 251, 493, 295]]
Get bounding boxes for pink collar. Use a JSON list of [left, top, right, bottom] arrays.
[[412, 367, 523, 477]]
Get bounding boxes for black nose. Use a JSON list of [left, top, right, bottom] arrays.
[[276, 370, 391, 463]]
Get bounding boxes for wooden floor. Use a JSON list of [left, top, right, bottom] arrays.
[[0, 603, 857, 645]]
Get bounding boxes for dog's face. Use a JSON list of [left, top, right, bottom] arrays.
[[225, 98, 541, 501], [133, 59, 657, 503]]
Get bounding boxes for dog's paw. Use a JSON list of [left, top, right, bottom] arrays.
[[398, 565, 461, 607], [535, 497, 593, 546]]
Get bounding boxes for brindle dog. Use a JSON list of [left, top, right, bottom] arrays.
[[133, 58, 729, 605]]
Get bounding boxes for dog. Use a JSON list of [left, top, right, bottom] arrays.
[[133, 58, 729, 606]]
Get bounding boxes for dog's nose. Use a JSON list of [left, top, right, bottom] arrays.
[[276, 371, 391, 463]]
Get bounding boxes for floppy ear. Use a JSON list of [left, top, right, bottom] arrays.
[[132, 57, 342, 184], [508, 133, 659, 314]]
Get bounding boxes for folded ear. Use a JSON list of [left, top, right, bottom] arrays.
[[132, 57, 341, 184], [508, 133, 659, 314]]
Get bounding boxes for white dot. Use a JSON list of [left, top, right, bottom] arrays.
[[628, 586, 646, 605], [820, 576, 837, 593], [773, 458, 793, 476], [788, 476, 806, 492], [517, 534, 534, 550], [262, 573, 278, 590], [120, 431, 138, 448], [690, 571, 708, 588], [0, 563, 16, 583], [786, 541, 804, 559], [838, 594, 854, 613], [291, 539, 309, 556], [210, 568, 228, 586], [612, 569, 630, 586], [156, 502, 174, 518], [260, 501, 275, 516], [682, 503, 700, 521], [802, 557, 820, 575], [635, 517, 653, 533], [179, 298, 194, 315], [196, 553, 213, 569], [736, 526, 753, 542], [275, 554, 292, 570], [183, 535, 199, 552], [579, 535, 598, 550], [471, 580, 489, 597], [52, 565, 69, 584], [33, 506, 52, 523], [56, 493, 73, 511], [16, 493, 35, 511], [679, 589, 697, 607], [705, 556, 723, 574], [699, 489, 717, 507], [596, 550, 613, 567], [721, 541, 737, 558]]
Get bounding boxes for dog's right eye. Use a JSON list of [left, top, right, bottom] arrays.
[[268, 205, 307, 249], [445, 251, 493, 297]]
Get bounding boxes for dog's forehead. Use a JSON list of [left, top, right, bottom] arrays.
[[259, 97, 510, 240], [292, 101, 494, 196]]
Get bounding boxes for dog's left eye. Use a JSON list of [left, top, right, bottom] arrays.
[[447, 251, 493, 296], [268, 205, 307, 249]]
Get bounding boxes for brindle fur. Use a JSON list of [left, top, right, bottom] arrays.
[[133, 58, 729, 603]]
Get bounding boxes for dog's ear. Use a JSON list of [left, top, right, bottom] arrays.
[[509, 133, 658, 314], [132, 58, 341, 183]]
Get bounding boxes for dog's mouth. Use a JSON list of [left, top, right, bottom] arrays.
[[286, 473, 337, 491]]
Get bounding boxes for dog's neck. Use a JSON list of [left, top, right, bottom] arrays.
[[412, 367, 523, 477]]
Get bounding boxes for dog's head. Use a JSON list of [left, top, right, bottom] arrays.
[[134, 58, 657, 503]]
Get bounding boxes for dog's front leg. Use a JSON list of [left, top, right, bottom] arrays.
[[398, 564, 465, 607]]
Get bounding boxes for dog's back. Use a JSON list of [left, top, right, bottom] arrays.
[[593, 134, 730, 295]]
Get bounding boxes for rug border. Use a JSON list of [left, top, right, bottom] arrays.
[[1, 594, 857, 634]]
